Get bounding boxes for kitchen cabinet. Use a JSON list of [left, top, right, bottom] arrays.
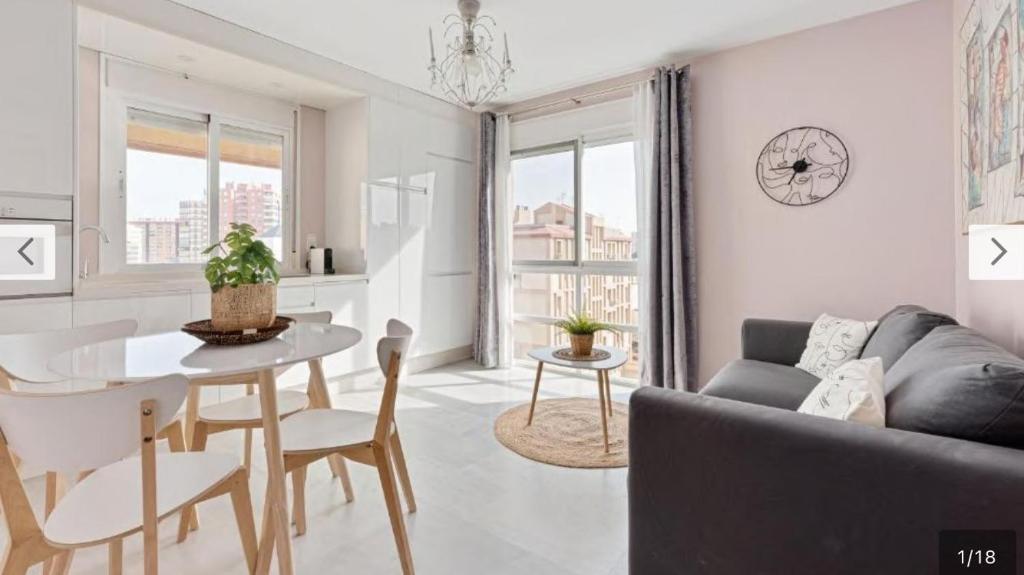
[[277, 285, 316, 312], [365, 97, 477, 358], [0, 297, 72, 335], [314, 281, 372, 375], [73, 293, 191, 335], [0, 0, 74, 196]]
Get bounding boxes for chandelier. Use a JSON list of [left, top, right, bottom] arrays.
[[428, 0, 514, 109]]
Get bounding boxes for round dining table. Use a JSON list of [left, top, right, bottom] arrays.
[[47, 322, 363, 575]]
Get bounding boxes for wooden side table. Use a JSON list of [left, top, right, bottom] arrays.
[[526, 345, 628, 453]]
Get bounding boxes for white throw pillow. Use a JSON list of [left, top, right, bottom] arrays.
[[796, 313, 878, 379], [797, 357, 886, 428]]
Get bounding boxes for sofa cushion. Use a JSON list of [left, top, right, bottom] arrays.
[[701, 359, 820, 411], [885, 325, 1024, 449], [859, 305, 957, 370]]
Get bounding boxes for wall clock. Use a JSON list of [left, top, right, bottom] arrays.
[[755, 126, 850, 206]]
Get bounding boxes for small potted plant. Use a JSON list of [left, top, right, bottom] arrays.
[[556, 311, 614, 357], [204, 222, 280, 331]]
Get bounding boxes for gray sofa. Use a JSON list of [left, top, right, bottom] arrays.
[[629, 305, 1024, 574]]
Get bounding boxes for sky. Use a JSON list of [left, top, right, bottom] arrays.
[[126, 149, 282, 220], [511, 140, 637, 234]]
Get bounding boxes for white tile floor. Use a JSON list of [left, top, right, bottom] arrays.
[[11, 361, 634, 575]]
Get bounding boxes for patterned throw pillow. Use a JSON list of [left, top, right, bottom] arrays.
[[798, 357, 886, 428], [796, 313, 878, 379]]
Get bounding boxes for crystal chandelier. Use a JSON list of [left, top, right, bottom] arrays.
[[428, 0, 514, 109]]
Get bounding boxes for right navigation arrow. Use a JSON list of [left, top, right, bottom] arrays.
[[991, 237, 1008, 266]]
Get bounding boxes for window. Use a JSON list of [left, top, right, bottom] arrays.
[[121, 106, 292, 268], [511, 146, 575, 261], [126, 109, 208, 265], [218, 125, 286, 261], [511, 135, 640, 378]]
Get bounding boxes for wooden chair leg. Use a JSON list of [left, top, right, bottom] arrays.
[[42, 472, 63, 574], [162, 420, 199, 532], [307, 359, 355, 502], [331, 456, 355, 503], [527, 361, 544, 425], [177, 421, 209, 543], [228, 471, 258, 574], [140, 401, 159, 575], [243, 429, 254, 474], [48, 549, 74, 575], [390, 431, 416, 513], [373, 443, 415, 575], [255, 483, 275, 575], [1, 548, 36, 575], [290, 467, 307, 536], [107, 540, 123, 575]]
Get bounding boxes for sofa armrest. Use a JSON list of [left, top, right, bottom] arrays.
[[741, 318, 812, 365], [628, 387, 1024, 575]]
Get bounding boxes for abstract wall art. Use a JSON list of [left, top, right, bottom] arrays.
[[959, 0, 1024, 229]]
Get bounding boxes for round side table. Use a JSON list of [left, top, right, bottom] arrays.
[[526, 345, 628, 453]]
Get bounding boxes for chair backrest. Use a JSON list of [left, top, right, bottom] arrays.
[[0, 319, 139, 385], [386, 319, 413, 338], [287, 310, 332, 324], [374, 335, 410, 442], [0, 374, 188, 474]]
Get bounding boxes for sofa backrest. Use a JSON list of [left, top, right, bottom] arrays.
[[885, 324, 1024, 450], [859, 304, 957, 371]]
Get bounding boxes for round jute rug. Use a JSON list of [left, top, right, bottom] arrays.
[[494, 398, 628, 468]]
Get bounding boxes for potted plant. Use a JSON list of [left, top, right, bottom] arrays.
[[204, 222, 280, 331], [555, 311, 614, 357]]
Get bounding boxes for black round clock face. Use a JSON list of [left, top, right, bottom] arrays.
[[756, 127, 849, 206]]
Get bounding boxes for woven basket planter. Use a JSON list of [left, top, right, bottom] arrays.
[[211, 284, 277, 331], [569, 334, 595, 357]]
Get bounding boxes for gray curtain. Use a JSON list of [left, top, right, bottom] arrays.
[[474, 112, 499, 367], [643, 66, 697, 391]]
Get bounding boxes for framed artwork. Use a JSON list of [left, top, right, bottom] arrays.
[[959, 0, 1024, 230]]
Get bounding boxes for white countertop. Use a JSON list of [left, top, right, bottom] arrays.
[[73, 272, 369, 301]]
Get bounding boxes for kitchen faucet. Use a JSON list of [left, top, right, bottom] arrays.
[[79, 225, 110, 280]]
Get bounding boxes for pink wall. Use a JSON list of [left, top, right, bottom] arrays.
[[694, 0, 956, 383], [952, 0, 1024, 355]]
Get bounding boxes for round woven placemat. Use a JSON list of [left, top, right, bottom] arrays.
[[552, 348, 611, 362], [494, 398, 628, 468]]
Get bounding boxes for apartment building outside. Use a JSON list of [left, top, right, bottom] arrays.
[[513, 202, 640, 377]]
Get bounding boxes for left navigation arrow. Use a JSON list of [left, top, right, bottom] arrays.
[[17, 238, 33, 266]]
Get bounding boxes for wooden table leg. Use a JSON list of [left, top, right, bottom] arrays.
[[603, 370, 613, 417], [255, 369, 294, 575], [308, 359, 355, 503], [597, 370, 610, 453], [527, 361, 544, 426]]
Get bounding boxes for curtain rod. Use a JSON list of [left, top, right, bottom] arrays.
[[504, 69, 655, 120]]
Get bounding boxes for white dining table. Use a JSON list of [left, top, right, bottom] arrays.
[[47, 322, 363, 575]]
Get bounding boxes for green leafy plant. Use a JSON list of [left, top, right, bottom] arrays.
[[555, 311, 615, 336], [202, 222, 280, 292]]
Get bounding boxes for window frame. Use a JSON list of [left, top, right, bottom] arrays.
[[99, 83, 295, 275], [510, 129, 639, 338]]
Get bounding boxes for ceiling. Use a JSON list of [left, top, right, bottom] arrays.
[[165, 0, 918, 107], [78, 6, 359, 109]]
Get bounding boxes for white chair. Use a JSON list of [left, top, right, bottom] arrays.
[[0, 320, 195, 573], [274, 323, 417, 575], [0, 375, 257, 575], [177, 311, 354, 542]]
